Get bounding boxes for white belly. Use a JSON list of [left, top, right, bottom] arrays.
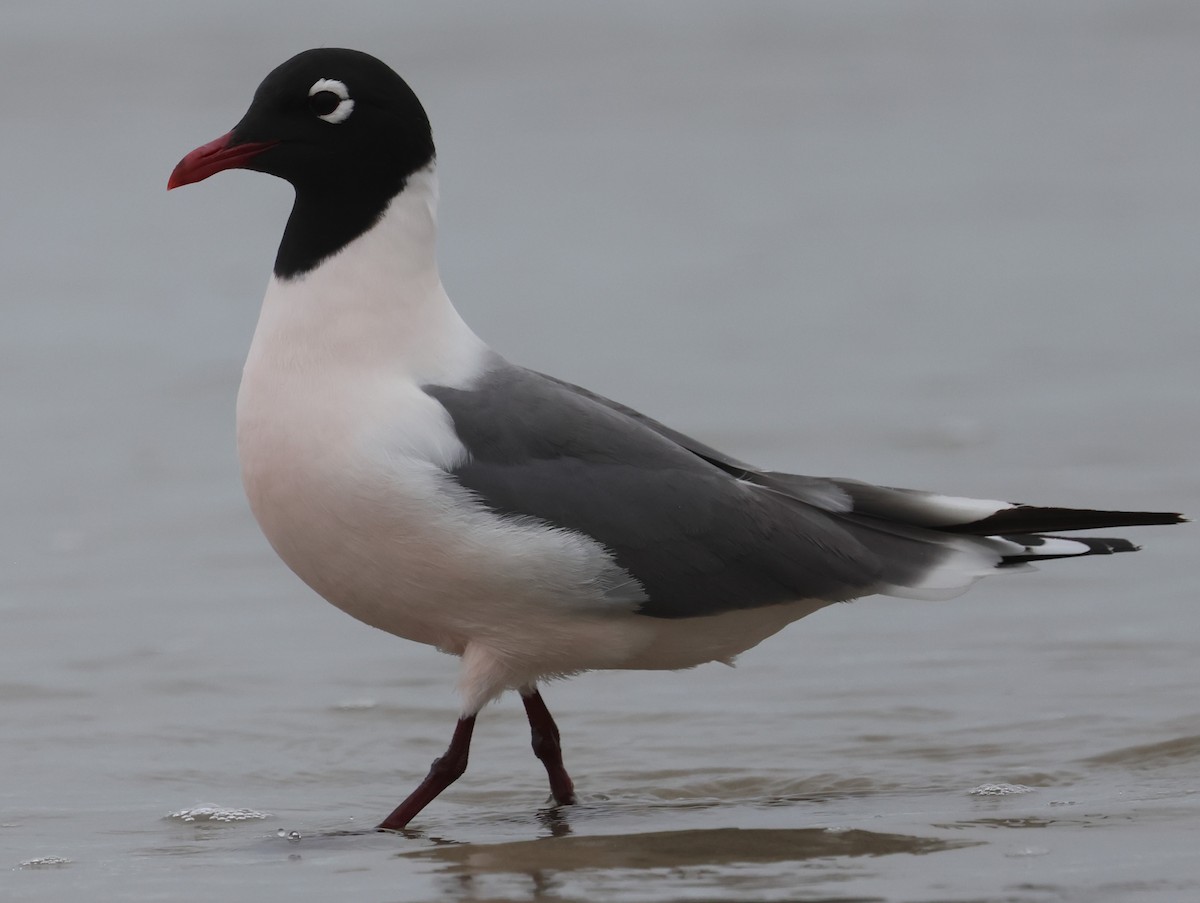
[[236, 356, 657, 672], [222, 182, 825, 713], [232, 244, 818, 710]]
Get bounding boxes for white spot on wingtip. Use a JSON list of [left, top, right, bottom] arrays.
[[1019, 537, 1091, 557]]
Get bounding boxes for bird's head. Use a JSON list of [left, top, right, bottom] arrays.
[[168, 48, 434, 198], [169, 49, 437, 279]]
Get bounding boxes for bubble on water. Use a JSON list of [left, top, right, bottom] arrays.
[[285, 831, 302, 843], [969, 782, 1035, 796], [166, 805, 269, 823], [19, 857, 72, 869]]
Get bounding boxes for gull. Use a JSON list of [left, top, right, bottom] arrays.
[[168, 48, 1183, 831]]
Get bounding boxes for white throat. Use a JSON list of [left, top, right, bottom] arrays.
[[245, 164, 487, 387]]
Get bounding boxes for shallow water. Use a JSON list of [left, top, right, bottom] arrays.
[[3, 2, 1199, 901]]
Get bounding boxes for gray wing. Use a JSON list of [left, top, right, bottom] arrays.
[[424, 361, 954, 618], [536, 372, 1182, 536]]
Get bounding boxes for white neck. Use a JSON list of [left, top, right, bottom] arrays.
[[247, 165, 488, 387]]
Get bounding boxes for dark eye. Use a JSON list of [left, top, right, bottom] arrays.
[[308, 90, 341, 117], [307, 78, 355, 124]]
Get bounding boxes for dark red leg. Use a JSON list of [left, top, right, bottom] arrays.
[[521, 688, 576, 806], [377, 715, 475, 831]]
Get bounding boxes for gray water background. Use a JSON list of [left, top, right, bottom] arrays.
[[2, 2, 1198, 901]]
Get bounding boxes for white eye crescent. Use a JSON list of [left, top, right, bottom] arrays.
[[308, 78, 355, 124]]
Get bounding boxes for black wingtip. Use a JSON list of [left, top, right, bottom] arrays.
[[954, 506, 1187, 535]]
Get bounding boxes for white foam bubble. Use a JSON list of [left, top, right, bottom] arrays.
[[969, 782, 1036, 796], [166, 805, 269, 823]]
